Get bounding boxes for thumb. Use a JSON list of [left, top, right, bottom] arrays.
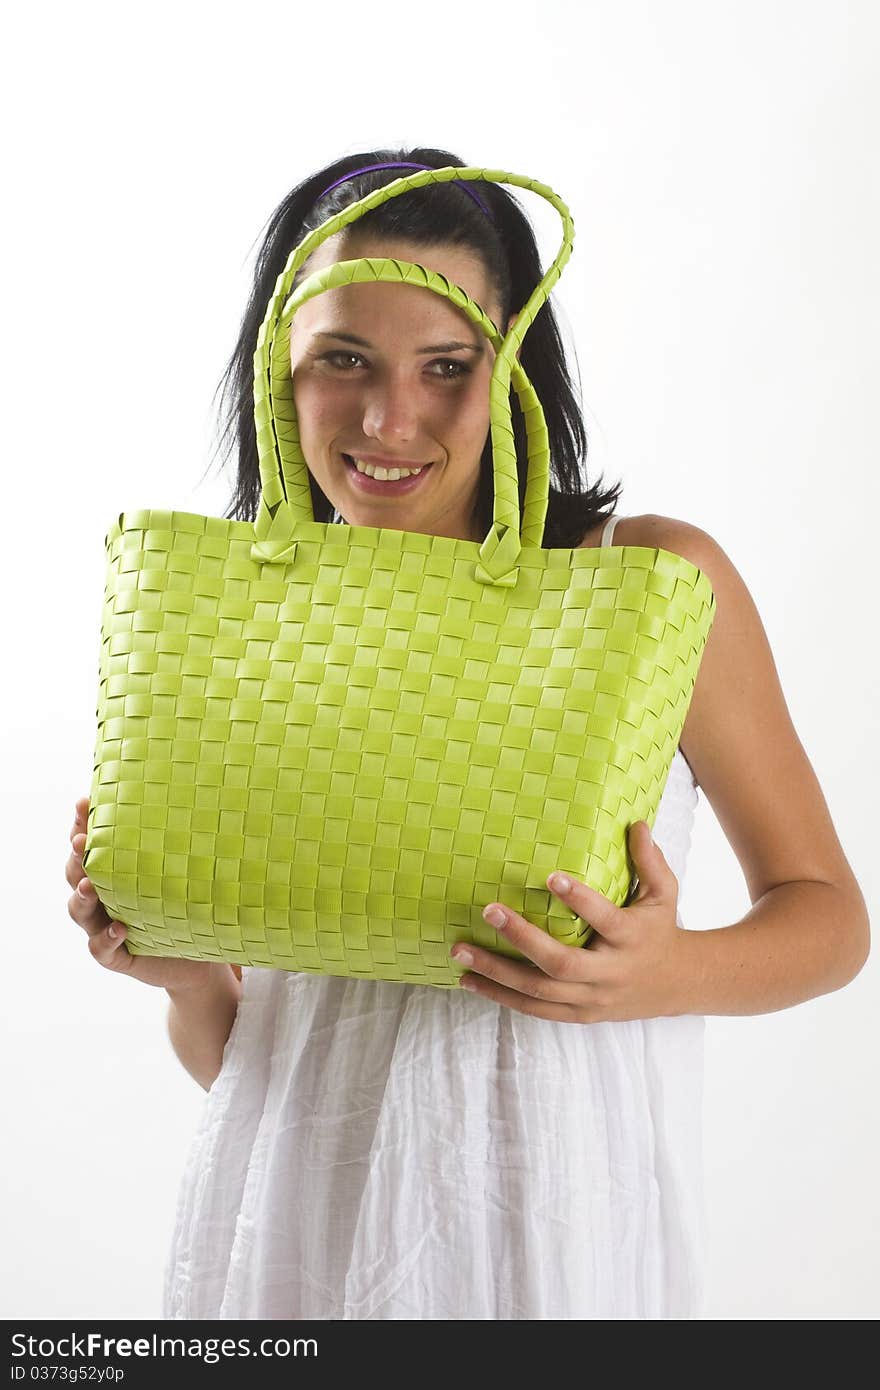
[[628, 821, 675, 904]]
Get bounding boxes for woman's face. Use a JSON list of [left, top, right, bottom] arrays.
[[288, 232, 513, 543]]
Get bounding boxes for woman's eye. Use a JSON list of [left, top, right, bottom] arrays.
[[320, 352, 364, 370], [432, 359, 471, 380], [319, 352, 470, 381]]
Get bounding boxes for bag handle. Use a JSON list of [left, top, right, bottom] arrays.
[[250, 167, 574, 585]]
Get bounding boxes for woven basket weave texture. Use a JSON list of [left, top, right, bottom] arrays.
[[83, 166, 716, 987]]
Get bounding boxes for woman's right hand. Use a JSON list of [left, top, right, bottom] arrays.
[[67, 796, 222, 994]]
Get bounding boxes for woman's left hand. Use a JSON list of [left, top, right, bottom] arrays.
[[450, 822, 690, 1023]]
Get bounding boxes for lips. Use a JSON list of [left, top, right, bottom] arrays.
[[342, 454, 435, 494]]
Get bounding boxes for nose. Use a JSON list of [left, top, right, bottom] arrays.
[[361, 374, 420, 445]]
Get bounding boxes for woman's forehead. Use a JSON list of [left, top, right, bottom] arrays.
[[291, 284, 491, 357], [301, 232, 494, 310]]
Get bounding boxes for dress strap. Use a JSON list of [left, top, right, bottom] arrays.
[[600, 513, 624, 547]]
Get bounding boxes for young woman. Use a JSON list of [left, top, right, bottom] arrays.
[[66, 147, 869, 1320]]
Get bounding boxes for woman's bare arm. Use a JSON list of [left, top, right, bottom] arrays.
[[167, 966, 243, 1091], [640, 514, 869, 1013]]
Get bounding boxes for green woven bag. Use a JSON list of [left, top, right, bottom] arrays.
[[83, 166, 715, 989]]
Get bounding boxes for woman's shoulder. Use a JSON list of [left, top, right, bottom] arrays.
[[581, 511, 722, 576]]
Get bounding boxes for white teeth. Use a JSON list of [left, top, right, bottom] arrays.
[[350, 457, 424, 481]]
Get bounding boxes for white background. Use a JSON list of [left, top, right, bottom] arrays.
[[2, 0, 877, 1320]]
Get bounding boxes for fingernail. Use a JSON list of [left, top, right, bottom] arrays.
[[108, 926, 117, 939], [549, 873, 572, 894], [483, 906, 506, 929], [451, 947, 474, 966]]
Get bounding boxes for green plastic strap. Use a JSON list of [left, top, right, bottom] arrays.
[[250, 167, 574, 584]]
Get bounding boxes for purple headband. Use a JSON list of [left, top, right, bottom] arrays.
[[316, 161, 495, 222]]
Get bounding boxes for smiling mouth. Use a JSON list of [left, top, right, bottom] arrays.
[[342, 454, 435, 490], [343, 454, 433, 478]]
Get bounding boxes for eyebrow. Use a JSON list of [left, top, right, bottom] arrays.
[[312, 330, 483, 355]]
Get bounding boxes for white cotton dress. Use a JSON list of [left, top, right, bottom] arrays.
[[163, 515, 707, 1321]]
